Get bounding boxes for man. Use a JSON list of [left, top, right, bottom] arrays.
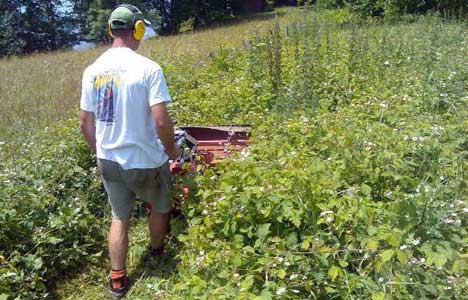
[[79, 4, 179, 298]]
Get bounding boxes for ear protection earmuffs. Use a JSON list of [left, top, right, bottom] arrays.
[[108, 4, 146, 41]]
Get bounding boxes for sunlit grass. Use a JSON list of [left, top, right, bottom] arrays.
[[0, 7, 303, 138]]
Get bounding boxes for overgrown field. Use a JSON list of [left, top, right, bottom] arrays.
[[1, 7, 468, 300]]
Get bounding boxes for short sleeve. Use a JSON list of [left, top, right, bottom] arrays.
[[80, 68, 96, 113], [147, 67, 171, 107]]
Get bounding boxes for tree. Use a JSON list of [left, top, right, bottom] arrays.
[[0, 0, 77, 56], [83, 0, 150, 43]]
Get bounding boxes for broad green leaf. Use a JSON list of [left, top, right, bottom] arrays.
[[380, 250, 394, 263], [277, 269, 286, 279], [255, 290, 272, 300], [328, 265, 342, 281], [367, 240, 379, 251], [0, 294, 9, 300], [240, 275, 254, 290], [396, 250, 408, 264], [367, 226, 378, 236], [271, 236, 282, 243], [434, 253, 448, 268], [256, 223, 271, 240], [361, 184, 372, 196], [385, 232, 402, 247], [301, 240, 311, 250], [372, 292, 386, 300]]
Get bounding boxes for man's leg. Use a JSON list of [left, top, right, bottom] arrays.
[[148, 211, 170, 250], [109, 218, 130, 270]]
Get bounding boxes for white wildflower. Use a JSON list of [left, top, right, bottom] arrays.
[[276, 287, 286, 295], [400, 245, 408, 250], [411, 238, 420, 246], [240, 149, 250, 160], [319, 210, 333, 216]]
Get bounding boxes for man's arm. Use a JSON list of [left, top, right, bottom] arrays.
[[150, 102, 179, 160], [79, 110, 96, 153]]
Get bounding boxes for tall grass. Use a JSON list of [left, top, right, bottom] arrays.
[[0, 8, 304, 139]]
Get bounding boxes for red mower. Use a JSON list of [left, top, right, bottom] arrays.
[[148, 125, 251, 214]]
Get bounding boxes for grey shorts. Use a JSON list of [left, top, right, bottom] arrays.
[[97, 159, 172, 219]]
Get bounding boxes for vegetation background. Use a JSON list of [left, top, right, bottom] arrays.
[[1, 1, 468, 300], [1, 0, 467, 56]]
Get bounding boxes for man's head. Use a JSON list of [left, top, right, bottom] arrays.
[[108, 4, 151, 49]]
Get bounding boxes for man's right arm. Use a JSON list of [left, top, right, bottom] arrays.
[[79, 110, 96, 153], [151, 102, 179, 160]]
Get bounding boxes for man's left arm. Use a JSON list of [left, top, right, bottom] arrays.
[[79, 110, 96, 153]]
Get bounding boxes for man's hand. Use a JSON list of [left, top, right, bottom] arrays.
[[79, 110, 96, 153], [166, 146, 182, 161], [150, 102, 179, 160]]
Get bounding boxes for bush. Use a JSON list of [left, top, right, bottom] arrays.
[[159, 11, 468, 299], [0, 119, 106, 299]]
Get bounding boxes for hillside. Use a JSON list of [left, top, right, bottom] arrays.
[[1, 7, 468, 300], [0, 8, 300, 138]]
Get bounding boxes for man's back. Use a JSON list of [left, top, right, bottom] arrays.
[[81, 47, 171, 170]]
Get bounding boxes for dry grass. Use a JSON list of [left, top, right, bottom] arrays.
[[0, 7, 303, 137]]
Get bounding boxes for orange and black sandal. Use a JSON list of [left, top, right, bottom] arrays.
[[108, 269, 129, 299]]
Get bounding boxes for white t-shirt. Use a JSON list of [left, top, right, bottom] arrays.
[[80, 47, 171, 170]]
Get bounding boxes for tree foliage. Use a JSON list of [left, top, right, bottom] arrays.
[[0, 0, 76, 56], [314, 0, 468, 17]]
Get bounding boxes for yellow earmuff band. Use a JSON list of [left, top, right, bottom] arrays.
[[108, 21, 114, 38], [133, 20, 145, 41]]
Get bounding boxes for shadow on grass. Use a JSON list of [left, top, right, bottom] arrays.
[[127, 206, 188, 283], [162, 9, 288, 38], [128, 243, 179, 283], [223, 10, 287, 26]]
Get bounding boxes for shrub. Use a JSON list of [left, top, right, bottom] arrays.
[[0, 119, 106, 299]]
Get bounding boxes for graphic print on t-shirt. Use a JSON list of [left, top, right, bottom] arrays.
[[94, 71, 121, 124]]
